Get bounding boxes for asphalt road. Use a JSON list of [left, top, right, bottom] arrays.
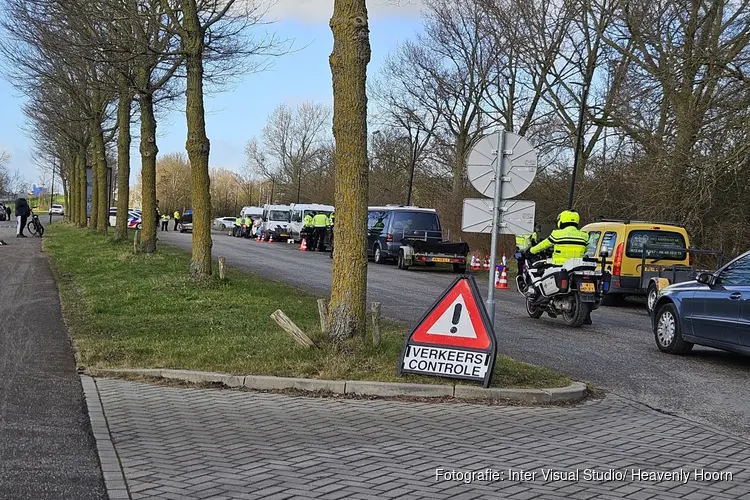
[[157, 229, 750, 438], [0, 223, 107, 499]]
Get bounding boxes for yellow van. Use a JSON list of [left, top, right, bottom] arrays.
[[580, 219, 691, 303]]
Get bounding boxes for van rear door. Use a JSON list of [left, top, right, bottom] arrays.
[[624, 229, 689, 276], [390, 211, 442, 243]]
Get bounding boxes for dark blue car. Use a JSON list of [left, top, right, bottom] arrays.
[[652, 250, 750, 356]]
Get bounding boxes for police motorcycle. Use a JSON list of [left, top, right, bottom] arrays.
[[516, 248, 612, 327]]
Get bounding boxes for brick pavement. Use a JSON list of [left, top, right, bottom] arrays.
[[88, 377, 750, 500]]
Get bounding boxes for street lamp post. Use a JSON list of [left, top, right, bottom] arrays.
[[568, 80, 591, 210]]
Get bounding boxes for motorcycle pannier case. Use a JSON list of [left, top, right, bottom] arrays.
[[539, 270, 569, 297]]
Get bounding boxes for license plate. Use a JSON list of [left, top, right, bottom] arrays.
[[431, 258, 451, 263], [580, 282, 595, 292]]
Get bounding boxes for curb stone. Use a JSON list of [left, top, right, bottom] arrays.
[[79, 375, 132, 499], [97, 368, 588, 404]]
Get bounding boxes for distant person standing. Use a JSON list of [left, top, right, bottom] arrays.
[[4, 205, 10, 222], [15, 197, 31, 238], [173, 210, 180, 231], [160, 213, 169, 231]]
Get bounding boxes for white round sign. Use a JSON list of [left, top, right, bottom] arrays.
[[466, 132, 538, 199]]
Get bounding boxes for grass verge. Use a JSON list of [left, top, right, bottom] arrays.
[[44, 224, 570, 389]]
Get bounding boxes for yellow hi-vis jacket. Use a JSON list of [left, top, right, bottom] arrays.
[[530, 226, 589, 265], [173, 211, 180, 219], [304, 214, 313, 227], [312, 213, 329, 227], [516, 234, 533, 251]]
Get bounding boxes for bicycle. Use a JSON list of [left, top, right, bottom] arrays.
[[27, 211, 44, 237]]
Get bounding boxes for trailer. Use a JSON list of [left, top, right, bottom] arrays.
[[396, 238, 470, 273], [641, 245, 723, 314]]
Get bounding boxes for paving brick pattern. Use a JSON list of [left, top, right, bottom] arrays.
[[94, 378, 750, 500]]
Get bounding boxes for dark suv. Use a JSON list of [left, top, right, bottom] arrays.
[[367, 205, 443, 263]]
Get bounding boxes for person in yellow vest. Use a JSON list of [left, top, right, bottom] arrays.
[[311, 211, 329, 251], [302, 211, 315, 249], [173, 210, 180, 231], [160, 213, 170, 231], [233, 213, 242, 237]]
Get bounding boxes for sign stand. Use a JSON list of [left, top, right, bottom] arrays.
[[485, 129, 506, 323], [398, 275, 497, 388], [463, 131, 539, 324]]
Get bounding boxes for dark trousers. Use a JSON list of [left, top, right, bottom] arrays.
[[161, 220, 168, 231], [17, 215, 28, 235], [173, 219, 179, 230], [313, 227, 327, 251]]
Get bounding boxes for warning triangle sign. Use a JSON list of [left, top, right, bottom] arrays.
[[410, 277, 492, 349]]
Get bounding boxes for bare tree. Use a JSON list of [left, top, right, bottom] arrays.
[[246, 101, 331, 203]]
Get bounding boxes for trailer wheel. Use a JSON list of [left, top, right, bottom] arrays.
[[397, 250, 409, 270]]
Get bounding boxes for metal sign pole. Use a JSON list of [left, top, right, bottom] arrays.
[[486, 129, 505, 324]]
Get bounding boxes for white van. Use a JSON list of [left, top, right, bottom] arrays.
[[240, 206, 263, 219], [288, 203, 335, 242], [260, 204, 292, 241]]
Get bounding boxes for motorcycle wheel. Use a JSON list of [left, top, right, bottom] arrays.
[[562, 293, 589, 327], [525, 297, 544, 318]]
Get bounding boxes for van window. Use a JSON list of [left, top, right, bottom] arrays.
[[600, 232, 618, 257], [292, 210, 302, 223], [368, 211, 387, 230], [269, 210, 290, 222], [626, 230, 686, 260], [585, 231, 601, 257], [391, 211, 440, 232]]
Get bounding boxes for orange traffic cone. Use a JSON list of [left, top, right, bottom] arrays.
[[268, 233, 274, 243], [470, 255, 479, 271], [299, 238, 307, 251], [496, 266, 509, 289], [483, 256, 490, 271]]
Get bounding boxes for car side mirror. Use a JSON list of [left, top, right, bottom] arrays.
[[696, 272, 713, 285]]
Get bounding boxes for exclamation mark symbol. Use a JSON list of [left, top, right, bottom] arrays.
[[450, 303, 462, 334]]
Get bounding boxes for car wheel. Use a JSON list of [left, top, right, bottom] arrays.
[[654, 303, 693, 354], [453, 263, 466, 274], [374, 245, 386, 264], [136, 223, 142, 230], [646, 284, 658, 314]]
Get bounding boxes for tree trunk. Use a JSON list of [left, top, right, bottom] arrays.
[[92, 119, 109, 233], [77, 145, 87, 227], [138, 91, 159, 252], [453, 132, 467, 193], [328, 0, 371, 342], [88, 141, 98, 230], [62, 176, 69, 222], [183, 4, 213, 278], [116, 83, 133, 241], [68, 154, 77, 224]]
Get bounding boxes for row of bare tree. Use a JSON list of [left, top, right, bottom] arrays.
[[0, 0, 374, 340], [0, 0, 287, 277]]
